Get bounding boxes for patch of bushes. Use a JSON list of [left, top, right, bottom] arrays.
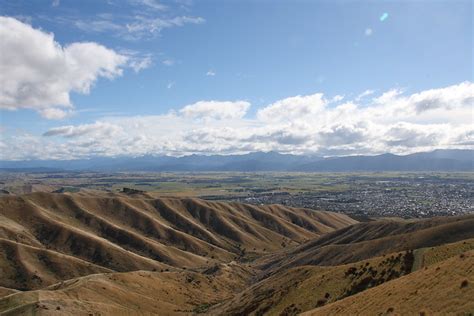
[[193, 303, 213, 313]]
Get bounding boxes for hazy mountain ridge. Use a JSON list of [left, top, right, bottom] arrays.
[[1, 149, 472, 172]]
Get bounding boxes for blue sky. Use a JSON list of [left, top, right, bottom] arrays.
[[0, 0, 472, 159]]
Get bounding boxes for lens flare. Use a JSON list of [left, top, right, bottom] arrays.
[[380, 12, 389, 22]]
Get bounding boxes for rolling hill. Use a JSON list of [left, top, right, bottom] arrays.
[[0, 192, 355, 292], [0, 265, 255, 315], [0, 192, 473, 315], [210, 237, 474, 315], [255, 214, 474, 276]]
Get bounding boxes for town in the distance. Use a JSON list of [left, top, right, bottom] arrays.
[[1, 150, 473, 220]]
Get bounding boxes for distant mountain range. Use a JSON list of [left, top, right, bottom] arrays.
[[0, 149, 472, 172]]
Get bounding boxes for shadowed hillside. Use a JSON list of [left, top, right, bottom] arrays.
[[210, 237, 474, 315], [0, 192, 355, 291], [255, 214, 474, 276], [0, 264, 255, 315], [1, 193, 472, 315]]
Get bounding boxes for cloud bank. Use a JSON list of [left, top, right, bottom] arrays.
[[2, 81, 473, 160]]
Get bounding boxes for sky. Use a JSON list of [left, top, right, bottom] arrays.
[[0, 0, 472, 160]]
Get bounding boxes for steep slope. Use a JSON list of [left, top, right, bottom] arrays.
[[256, 214, 474, 275], [0, 238, 113, 291], [0, 192, 356, 291], [302, 250, 474, 315], [211, 238, 474, 315], [2, 192, 471, 315], [0, 263, 255, 316], [0, 287, 17, 298], [212, 250, 416, 315], [5, 238, 471, 316]]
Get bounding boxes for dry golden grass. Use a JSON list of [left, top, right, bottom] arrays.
[[1, 192, 472, 315], [0, 263, 254, 315], [0, 192, 355, 292], [255, 214, 474, 276], [211, 250, 416, 315], [0, 287, 17, 298], [412, 237, 474, 270], [0, 238, 112, 291], [303, 250, 474, 316], [210, 219, 474, 315]]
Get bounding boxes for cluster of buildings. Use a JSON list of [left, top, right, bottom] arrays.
[[216, 178, 473, 219]]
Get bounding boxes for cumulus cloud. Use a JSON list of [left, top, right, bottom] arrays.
[[0, 17, 128, 119], [408, 81, 474, 113], [1, 82, 473, 160], [384, 123, 443, 148], [179, 101, 250, 120], [257, 93, 326, 122]]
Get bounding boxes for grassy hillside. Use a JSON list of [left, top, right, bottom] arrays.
[[4, 238, 471, 316], [0, 192, 355, 292], [212, 238, 474, 315], [303, 250, 474, 315], [212, 250, 416, 315], [0, 264, 254, 315], [1, 192, 472, 315], [255, 215, 474, 276]]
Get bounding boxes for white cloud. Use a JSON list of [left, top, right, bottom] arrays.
[[331, 95, 344, 102], [1, 82, 473, 160], [356, 89, 375, 100], [39, 108, 73, 120], [0, 17, 128, 119], [128, 55, 153, 72], [206, 70, 216, 76], [179, 101, 250, 120], [162, 59, 175, 66], [130, 0, 167, 11], [68, 12, 205, 41], [74, 19, 123, 33], [407, 81, 474, 113], [365, 28, 373, 36], [43, 122, 123, 138], [257, 93, 326, 122], [124, 16, 205, 40]]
